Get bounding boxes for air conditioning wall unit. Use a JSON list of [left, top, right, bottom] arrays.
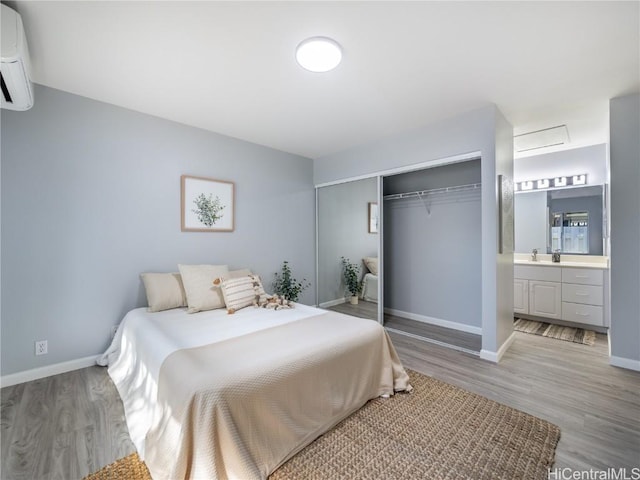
[[1, 3, 34, 111]]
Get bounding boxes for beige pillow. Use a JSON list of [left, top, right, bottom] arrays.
[[228, 268, 253, 279], [141, 273, 187, 312], [363, 257, 379, 275], [178, 264, 230, 313]]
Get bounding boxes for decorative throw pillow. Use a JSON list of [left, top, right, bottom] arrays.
[[228, 268, 253, 279], [214, 274, 268, 314], [363, 257, 379, 275], [140, 272, 187, 312], [178, 264, 230, 313]]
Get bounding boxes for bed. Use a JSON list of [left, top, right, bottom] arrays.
[[361, 272, 378, 302], [98, 302, 410, 480], [361, 257, 379, 303]]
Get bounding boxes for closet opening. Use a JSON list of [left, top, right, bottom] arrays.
[[381, 158, 483, 354]]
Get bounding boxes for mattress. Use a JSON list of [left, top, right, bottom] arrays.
[[361, 272, 378, 302], [98, 303, 410, 479]]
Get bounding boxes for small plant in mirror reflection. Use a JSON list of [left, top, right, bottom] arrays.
[[341, 257, 363, 297]]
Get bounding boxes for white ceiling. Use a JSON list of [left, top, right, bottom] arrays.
[[9, 1, 640, 160]]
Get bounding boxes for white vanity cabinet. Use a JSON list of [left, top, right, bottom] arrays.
[[514, 265, 562, 320], [561, 268, 604, 326], [514, 263, 608, 327], [529, 280, 562, 319], [514, 278, 529, 314]]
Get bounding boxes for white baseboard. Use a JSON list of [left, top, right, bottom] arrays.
[[609, 355, 640, 372], [384, 308, 482, 335], [1, 355, 100, 388], [319, 298, 346, 308], [480, 331, 517, 363]]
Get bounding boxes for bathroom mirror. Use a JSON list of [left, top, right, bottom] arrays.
[[514, 185, 605, 255], [317, 177, 379, 320]]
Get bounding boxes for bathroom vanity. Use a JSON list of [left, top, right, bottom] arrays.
[[514, 254, 609, 329]]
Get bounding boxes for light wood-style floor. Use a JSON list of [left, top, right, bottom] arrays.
[[327, 301, 483, 353], [326, 299, 378, 320], [2, 331, 639, 479]]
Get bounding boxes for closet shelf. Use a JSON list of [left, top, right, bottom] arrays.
[[383, 182, 481, 201]]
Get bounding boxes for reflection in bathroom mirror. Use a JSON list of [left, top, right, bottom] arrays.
[[550, 211, 589, 254], [514, 185, 604, 255], [317, 177, 379, 321]]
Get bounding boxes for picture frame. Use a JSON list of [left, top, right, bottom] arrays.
[[181, 175, 235, 232], [368, 202, 379, 234], [498, 174, 514, 253]]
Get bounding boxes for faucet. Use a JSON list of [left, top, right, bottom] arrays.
[[531, 248, 538, 261]]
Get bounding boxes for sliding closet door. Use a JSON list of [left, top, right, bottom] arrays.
[[382, 159, 482, 332], [316, 178, 379, 321]]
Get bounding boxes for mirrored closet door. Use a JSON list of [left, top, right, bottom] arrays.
[[316, 177, 380, 321]]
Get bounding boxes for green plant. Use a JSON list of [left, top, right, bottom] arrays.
[[192, 193, 225, 227], [341, 257, 362, 297], [272, 261, 311, 302]]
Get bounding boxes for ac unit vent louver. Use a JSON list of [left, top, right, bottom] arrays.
[[1, 4, 34, 111]]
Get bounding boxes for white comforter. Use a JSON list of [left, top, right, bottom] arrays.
[[98, 304, 323, 458], [99, 304, 411, 479]]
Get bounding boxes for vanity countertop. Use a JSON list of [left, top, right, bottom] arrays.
[[513, 253, 609, 270]]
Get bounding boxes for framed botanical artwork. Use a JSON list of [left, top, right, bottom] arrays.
[[181, 175, 235, 232], [368, 202, 379, 234]]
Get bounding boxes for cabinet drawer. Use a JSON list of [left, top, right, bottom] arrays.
[[562, 283, 603, 306], [562, 302, 604, 326], [562, 268, 603, 286], [515, 265, 561, 282]]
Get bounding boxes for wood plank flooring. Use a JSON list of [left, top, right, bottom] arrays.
[[2, 330, 639, 479], [326, 299, 378, 320], [384, 314, 482, 353], [326, 302, 483, 353]]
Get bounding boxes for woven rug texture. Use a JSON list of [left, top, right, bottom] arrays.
[[84, 370, 560, 480], [514, 318, 596, 346]]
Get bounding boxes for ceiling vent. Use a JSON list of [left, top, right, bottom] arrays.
[[514, 125, 569, 153], [1, 4, 34, 111]]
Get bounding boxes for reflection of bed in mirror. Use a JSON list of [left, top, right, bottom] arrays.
[[361, 256, 378, 303], [361, 272, 378, 302]]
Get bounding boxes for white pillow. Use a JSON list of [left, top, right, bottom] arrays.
[[228, 268, 253, 279], [363, 257, 379, 275], [178, 264, 230, 313], [140, 272, 187, 312]]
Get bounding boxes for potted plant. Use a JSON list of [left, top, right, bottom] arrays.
[[341, 257, 363, 304], [272, 261, 310, 302]]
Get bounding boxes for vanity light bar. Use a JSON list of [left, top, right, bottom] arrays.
[[515, 174, 587, 192]]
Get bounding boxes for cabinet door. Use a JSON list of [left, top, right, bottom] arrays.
[[514, 279, 529, 314], [529, 281, 562, 319]]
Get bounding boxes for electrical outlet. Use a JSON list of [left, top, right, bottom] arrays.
[[110, 325, 119, 339], [35, 340, 48, 356]]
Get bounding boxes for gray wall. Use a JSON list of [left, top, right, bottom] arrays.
[[514, 144, 608, 185], [383, 160, 482, 327], [315, 104, 514, 357], [317, 178, 378, 305], [609, 93, 640, 366], [1, 85, 315, 376]]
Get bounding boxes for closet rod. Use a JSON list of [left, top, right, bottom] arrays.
[[383, 182, 481, 201]]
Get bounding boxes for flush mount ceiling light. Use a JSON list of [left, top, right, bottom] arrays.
[[295, 36, 342, 73]]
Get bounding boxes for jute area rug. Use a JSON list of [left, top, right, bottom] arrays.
[[514, 318, 596, 346], [84, 370, 560, 480]]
